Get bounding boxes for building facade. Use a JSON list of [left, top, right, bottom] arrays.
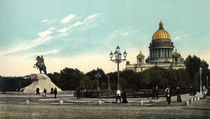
[[126, 21, 185, 72]]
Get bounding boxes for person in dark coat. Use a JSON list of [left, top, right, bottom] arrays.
[[43, 88, 47, 98], [155, 86, 159, 99], [54, 88, 57, 98], [36, 88, 40, 95], [122, 89, 128, 103], [51, 88, 54, 94], [152, 87, 155, 99], [76, 88, 80, 99]]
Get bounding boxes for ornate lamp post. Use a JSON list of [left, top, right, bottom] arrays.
[[200, 67, 202, 93], [109, 46, 127, 90], [95, 69, 101, 91], [107, 75, 111, 91]]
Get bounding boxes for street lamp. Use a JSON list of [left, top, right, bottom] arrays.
[[206, 76, 208, 87], [200, 67, 202, 93], [95, 68, 101, 91], [107, 75, 111, 91], [109, 46, 127, 90]]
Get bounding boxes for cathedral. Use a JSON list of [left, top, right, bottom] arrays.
[[126, 21, 185, 72]]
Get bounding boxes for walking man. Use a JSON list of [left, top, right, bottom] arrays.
[[36, 88, 40, 95], [155, 85, 159, 99], [116, 89, 121, 103], [152, 87, 155, 99], [43, 88, 47, 98], [165, 87, 171, 104], [54, 88, 57, 98], [76, 88, 80, 99]]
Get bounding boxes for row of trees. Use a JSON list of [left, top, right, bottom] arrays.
[[0, 55, 209, 92], [0, 76, 32, 92], [49, 55, 210, 90]]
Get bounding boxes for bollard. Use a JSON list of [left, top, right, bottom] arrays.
[[194, 97, 197, 101], [97, 100, 102, 105], [192, 97, 195, 102], [59, 99, 63, 104], [26, 100, 30, 104], [190, 98, 194, 103], [197, 97, 200, 101], [185, 101, 189, 106], [140, 100, 144, 106]]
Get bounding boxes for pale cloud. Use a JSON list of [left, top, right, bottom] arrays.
[[4, 36, 53, 55], [41, 19, 49, 23], [173, 36, 180, 41], [70, 13, 100, 32], [38, 27, 55, 37], [60, 14, 76, 24], [107, 29, 136, 42], [72, 21, 84, 27], [57, 26, 72, 33], [41, 19, 57, 24], [57, 13, 100, 34], [25, 49, 60, 58], [84, 14, 99, 23]]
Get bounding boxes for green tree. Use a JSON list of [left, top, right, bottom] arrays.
[[60, 68, 84, 90], [185, 55, 209, 88]]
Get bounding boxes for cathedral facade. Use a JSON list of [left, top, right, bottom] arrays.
[[126, 21, 185, 72]]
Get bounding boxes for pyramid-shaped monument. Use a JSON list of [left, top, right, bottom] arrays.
[[23, 73, 62, 94]]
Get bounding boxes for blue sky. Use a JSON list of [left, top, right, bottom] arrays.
[[0, 0, 210, 76]]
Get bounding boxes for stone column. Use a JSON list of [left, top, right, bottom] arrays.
[[164, 49, 167, 58], [155, 49, 157, 59], [168, 49, 170, 58], [153, 49, 155, 59], [151, 49, 153, 58], [166, 49, 168, 58], [158, 49, 160, 58], [150, 50, 152, 59], [163, 49, 165, 58]]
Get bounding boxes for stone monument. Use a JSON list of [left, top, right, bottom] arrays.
[[23, 56, 62, 94], [23, 73, 62, 94]]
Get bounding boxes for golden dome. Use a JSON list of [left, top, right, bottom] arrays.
[[152, 21, 171, 40], [137, 51, 144, 57], [174, 49, 180, 55]]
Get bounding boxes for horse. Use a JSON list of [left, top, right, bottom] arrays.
[[33, 56, 47, 75]]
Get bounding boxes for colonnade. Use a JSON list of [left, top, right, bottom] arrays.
[[150, 48, 173, 59]]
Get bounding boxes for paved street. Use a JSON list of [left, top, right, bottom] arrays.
[[0, 93, 209, 119]]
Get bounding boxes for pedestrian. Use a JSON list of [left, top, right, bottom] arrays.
[[76, 88, 80, 99], [165, 86, 171, 104], [155, 86, 159, 99], [152, 87, 155, 99], [51, 88, 54, 94], [116, 89, 121, 103], [176, 87, 182, 102], [122, 89, 128, 103], [54, 88, 57, 98], [43, 88, 47, 98], [36, 88, 40, 95]]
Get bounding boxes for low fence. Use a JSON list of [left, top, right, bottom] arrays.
[[74, 88, 195, 98]]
